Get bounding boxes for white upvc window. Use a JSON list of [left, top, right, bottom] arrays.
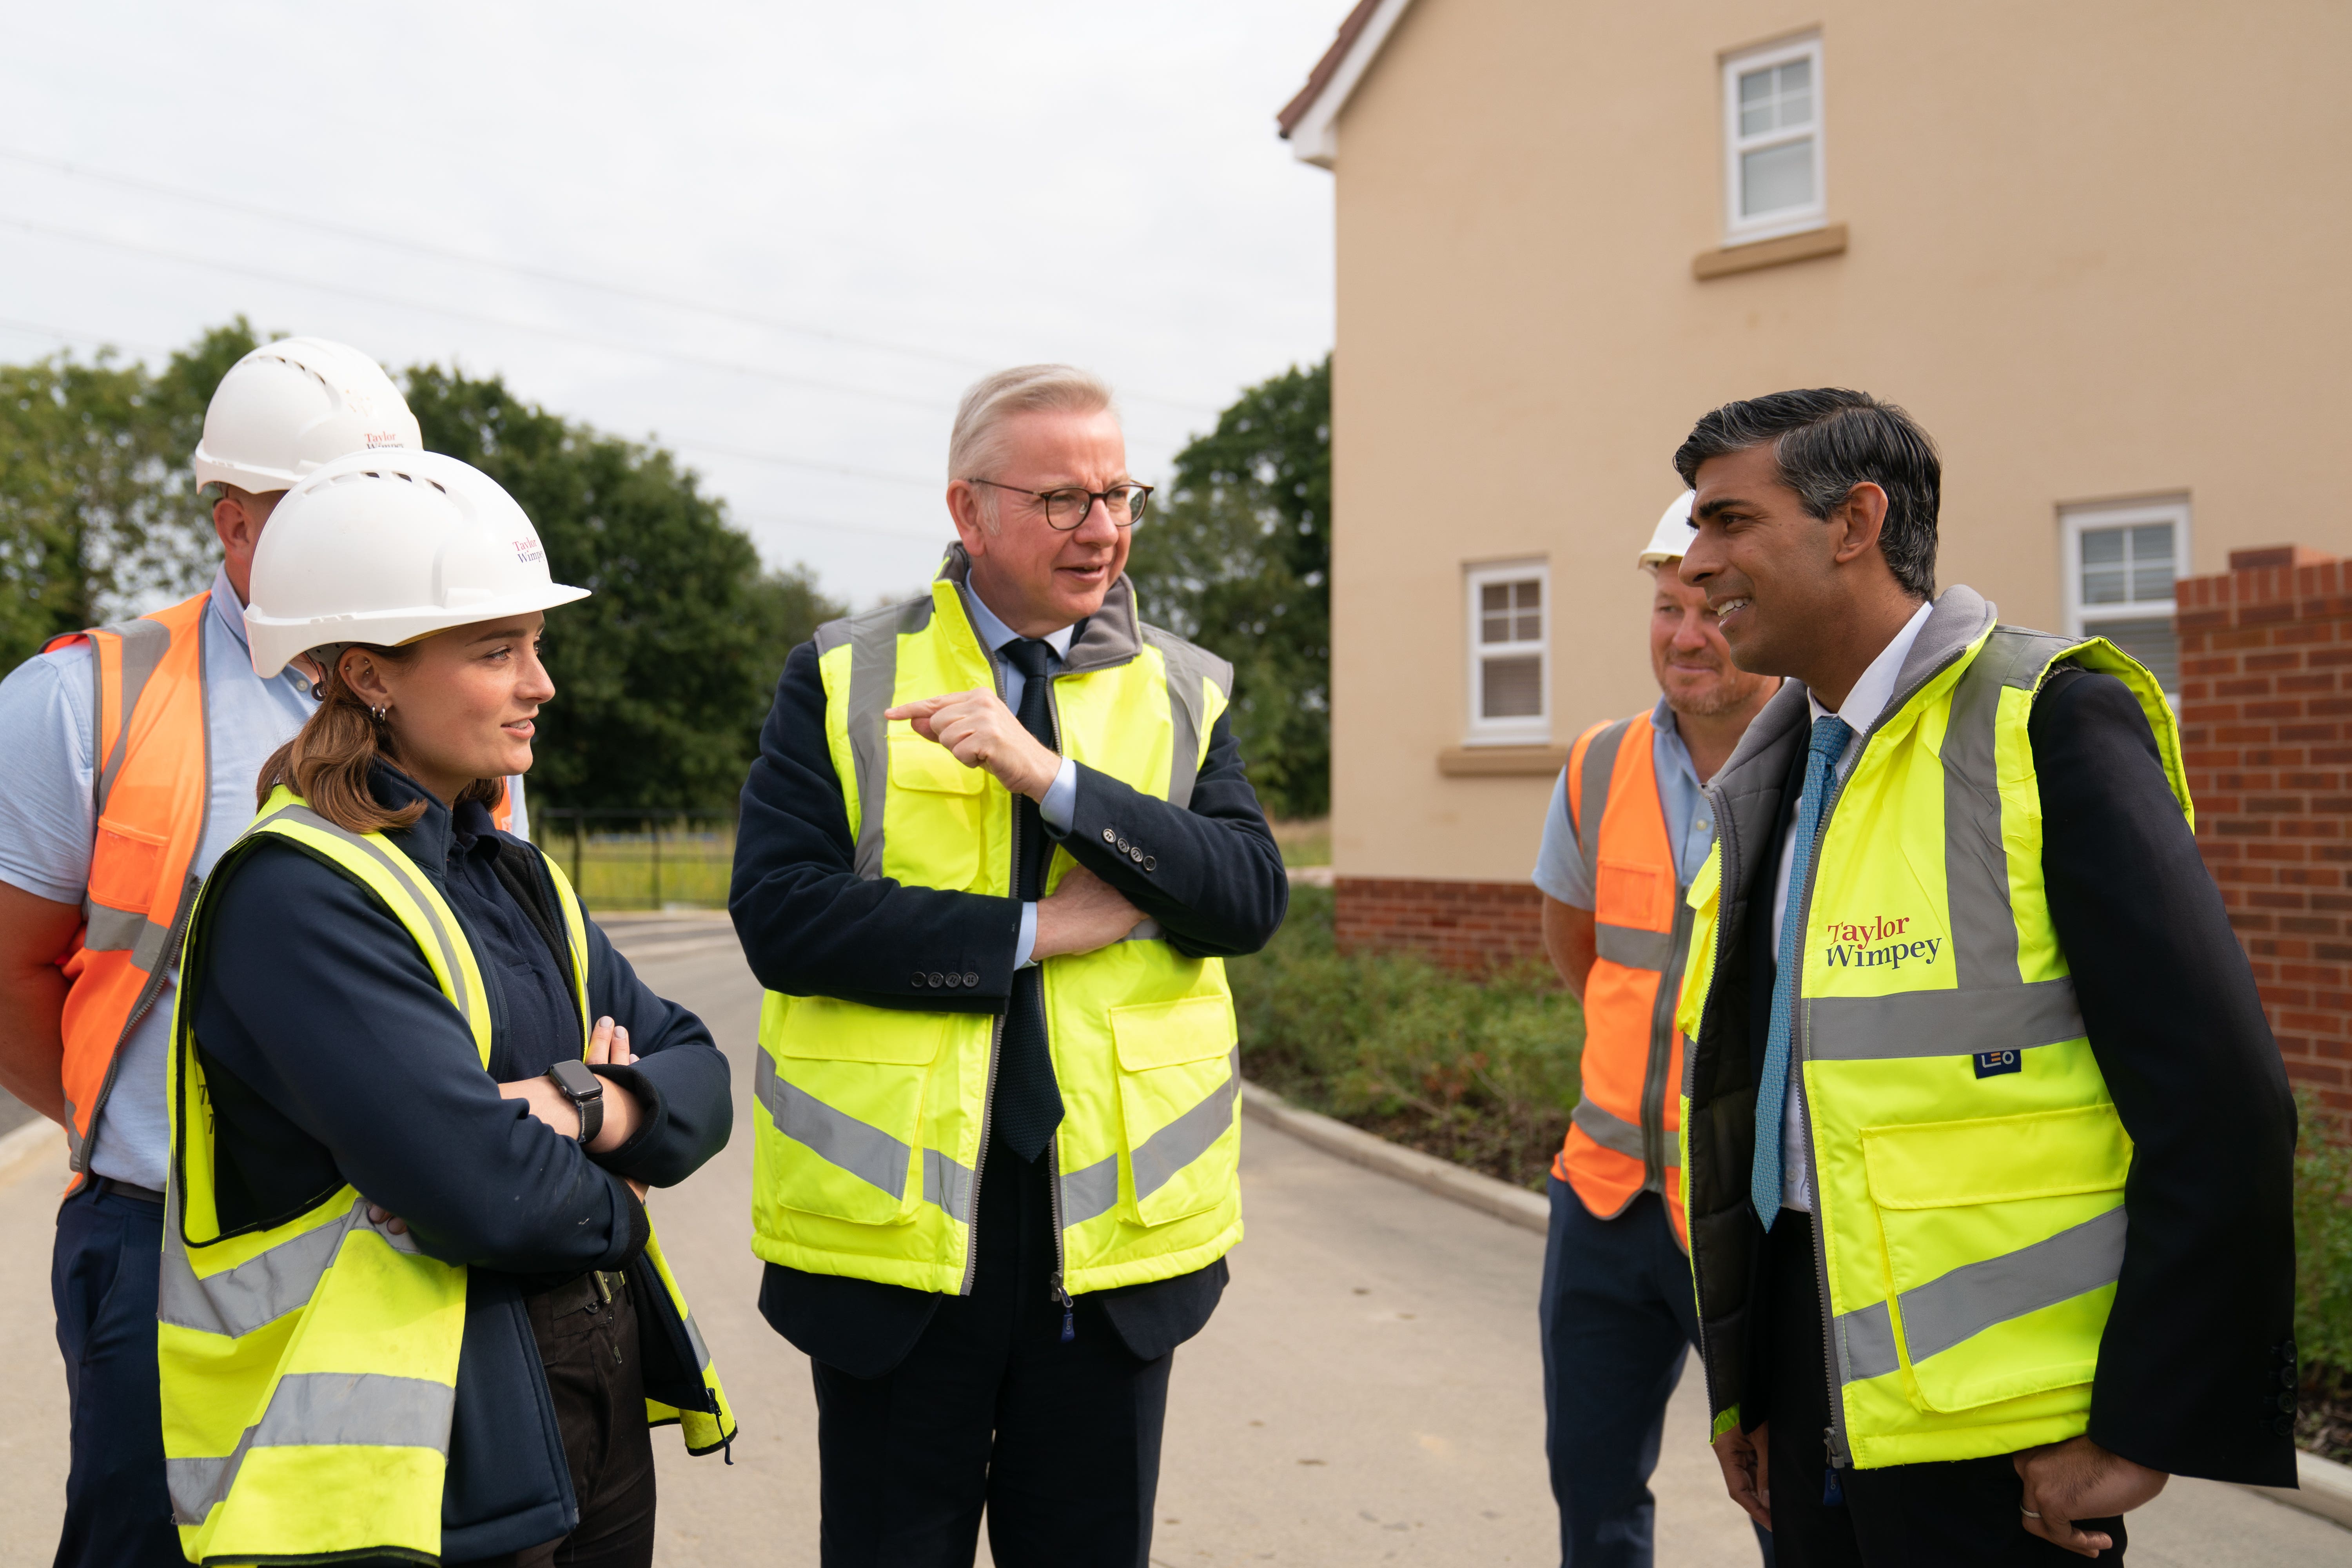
[[1722, 34, 1826, 243], [2061, 497, 2190, 697], [1465, 561, 1549, 743]]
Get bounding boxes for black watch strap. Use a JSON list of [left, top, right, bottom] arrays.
[[545, 1059, 604, 1145]]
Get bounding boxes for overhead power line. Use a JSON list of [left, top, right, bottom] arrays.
[[0, 147, 1222, 417], [668, 437, 935, 488], [3, 215, 960, 412]]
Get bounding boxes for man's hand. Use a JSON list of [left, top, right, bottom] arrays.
[[0, 881, 79, 1125], [2014, 1436, 2166, 1557], [885, 690, 1061, 801], [1033, 866, 1145, 962], [1711, 1421, 1771, 1532]]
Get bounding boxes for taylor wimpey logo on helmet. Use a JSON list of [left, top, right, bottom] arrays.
[[1820, 914, 1942, 971], [363, 430, 404, 448], [514, 539, 545, 565]]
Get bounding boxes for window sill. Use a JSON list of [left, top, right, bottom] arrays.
[[1438, 744, 1566, 777], [1693, 222, 1847, 281]]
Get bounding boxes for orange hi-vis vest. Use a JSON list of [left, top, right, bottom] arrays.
[[44, 590, 512, 1194], [1552, 710, 1690, 1245]]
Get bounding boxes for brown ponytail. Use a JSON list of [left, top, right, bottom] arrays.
[[256, 644, 506, 834]]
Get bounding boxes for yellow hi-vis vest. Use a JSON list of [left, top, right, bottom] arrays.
[[1676, 590, 2188, 1471], [161, 786, 736, 1566], [751, 550, 1244, 1297]]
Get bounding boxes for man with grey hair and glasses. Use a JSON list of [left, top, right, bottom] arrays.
[[731, 364, 1288, 1565]]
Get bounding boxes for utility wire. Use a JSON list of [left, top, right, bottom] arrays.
[[0, 147, 1222, 416], [2, 214, 958, 414]]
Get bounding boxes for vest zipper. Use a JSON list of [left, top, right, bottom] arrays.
[[1688, 776, 1741, 1427], [956, 627, 1025, 1299], [1040, 670, 1073, 1336]]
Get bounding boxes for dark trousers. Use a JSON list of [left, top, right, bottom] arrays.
[[810, 1140, 1172, 1568], [52, 1180, 182, 1568], [454, 1272, 659, 1568], [1540, 1181, 1773, 1568], [1763, 1210, 2126, 1565]]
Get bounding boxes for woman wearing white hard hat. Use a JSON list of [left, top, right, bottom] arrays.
[[157, 450, 736, 1568]]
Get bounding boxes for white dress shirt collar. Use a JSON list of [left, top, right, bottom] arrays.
[[1807, 599, 1934, 748]]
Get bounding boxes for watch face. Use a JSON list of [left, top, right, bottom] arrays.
[[548, 1059, 601, 1098]]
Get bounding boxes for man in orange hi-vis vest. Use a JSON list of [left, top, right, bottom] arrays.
[[0, 339, 519, 1568], [1531, 493, 1779, 1568]]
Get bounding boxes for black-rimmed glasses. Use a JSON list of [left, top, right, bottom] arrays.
[[969, 477, 1152, 530]]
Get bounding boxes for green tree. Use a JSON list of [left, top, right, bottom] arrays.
[[1125, 356, 1330, 819], [0, 320, 260, 671], [403, 365, 842, 811]]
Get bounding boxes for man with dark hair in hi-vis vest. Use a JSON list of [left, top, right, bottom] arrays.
[[1532, 491, 1781, 1567], [1675, 389, 2296, 1563], [0, 339, 528, 1568]]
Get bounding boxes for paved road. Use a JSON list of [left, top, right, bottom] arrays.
[[1, 915, 2343, 1564]]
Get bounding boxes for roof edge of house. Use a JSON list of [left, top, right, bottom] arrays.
[[1276, 0, 1417, 165]]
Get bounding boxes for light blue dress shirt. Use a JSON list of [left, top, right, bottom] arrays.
[[0, 569, 315, 1190], [959, 585, 1082, 968]]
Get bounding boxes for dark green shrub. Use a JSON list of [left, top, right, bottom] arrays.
[[1229, 886, 1583, 1189], [2294, 1091, 2352, 1459]]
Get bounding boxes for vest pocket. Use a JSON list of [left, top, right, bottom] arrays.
[[885, 735, 988, 891], [1109, 994, 1240, 1227], [759, 997, 949, 1225], [90, 813, 169, 915], [1859, 1103, 2131, 1413], [1596, 857, 1673, 930]]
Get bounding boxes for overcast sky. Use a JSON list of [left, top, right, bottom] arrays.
[[0, 2, 1341, 606]]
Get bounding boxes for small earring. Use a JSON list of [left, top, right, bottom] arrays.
[[370, 704, 389, 722], [309, 680, 326, 701]]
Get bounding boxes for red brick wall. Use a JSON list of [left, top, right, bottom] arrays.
[[1334, 876, 1548, 973], [2177, 544, 2352, 1116]]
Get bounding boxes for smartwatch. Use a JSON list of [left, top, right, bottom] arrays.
[[544, 1059, 604, 1145]]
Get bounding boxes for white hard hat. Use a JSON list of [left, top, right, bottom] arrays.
[[1637, 490, 1698, 568], [244, 450, 590, 678], [192, 337, 422, 494]]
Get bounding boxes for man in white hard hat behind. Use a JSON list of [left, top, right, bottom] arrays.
[[0, 338, 463, 1567], [1528, 493, 1781, 1567]]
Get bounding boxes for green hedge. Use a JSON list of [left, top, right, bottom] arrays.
[[1230, 886, 1583, 1190]]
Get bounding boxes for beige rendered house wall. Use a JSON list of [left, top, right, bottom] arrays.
[[1321, 0, 2352, 894]]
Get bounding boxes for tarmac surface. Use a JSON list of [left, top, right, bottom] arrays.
[[0, 911, 2343, 1565]]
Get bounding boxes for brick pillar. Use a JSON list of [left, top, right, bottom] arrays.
[[2176, 544, 2352, 1116]]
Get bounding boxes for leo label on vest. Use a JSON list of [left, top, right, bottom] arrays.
[[1973, 1049, 2022, 1079], [1820, 914, 1943, 972]]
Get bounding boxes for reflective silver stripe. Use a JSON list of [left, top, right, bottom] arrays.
[[1140, 626, 1232, 812], [1899, 1205, 2127, 1365], [1595, 922, 1677, 973], [681, 1311, 712, 1371], [1571, 1097, 1644, 1160], [60, 1092, 82, 1160], [1060, 1153, 1120, 1227], [923, 1145, 974, 1222], [95, 615, 172, 817], [844, 604, 907, 881], [158, 1194, 417, 1339], [257, 804, 474, 1031], [80, 898, 152, 955], [1575, 718, 1632, 882], [167, 1371, 454, 1526], [1806, 978, 2086, 1062], [753, 1050, 914, 1198], [1129, 1047, 1242, 1203], [1838, 1298, 1902, 1383], [1940, 632, 2029, 988]]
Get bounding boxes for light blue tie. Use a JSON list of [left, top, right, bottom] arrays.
[[1752, 713, 1854, 1231]]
